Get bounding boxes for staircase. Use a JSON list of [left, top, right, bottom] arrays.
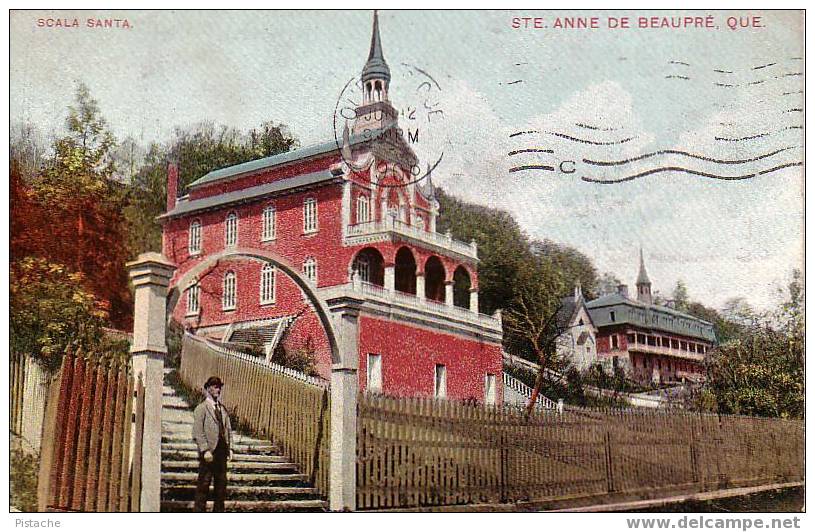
[[502, 372, 563, 412], [161, 369, 327, 512]]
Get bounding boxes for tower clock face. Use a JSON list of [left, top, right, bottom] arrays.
[[333, 62, 448, 188]]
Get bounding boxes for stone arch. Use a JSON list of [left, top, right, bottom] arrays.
[[166, 247, 341, 364], [351, 247, 385, 286], [394, 246, 417, 295], [424, 255, 446, 303], [453, 265, 471, 309]]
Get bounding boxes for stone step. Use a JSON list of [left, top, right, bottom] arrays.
[[161, 440, 277, 453], [162, 433, 273, 446], [160, 499, 326, 512], [162, 402, 192, 410], [162, 450, 288, 462], [161, 485, 318, 497], [162, 460, 298, 471], [162, 472, 308, 484]]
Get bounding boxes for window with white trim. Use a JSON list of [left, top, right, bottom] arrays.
[[303, 197, 317, 233], [367, 354, 382, 393], [434, 364, 447, 399], [484, 373, 496, 405], [303, 257, 317, 283], [225, 211, 238, 247], [260, 263, 276, 305], [611, 334, 619, 350], [186, 283, 200, 315], [357, 195, 370, 224], [262, 205, 276, 241], [189, 220, 202, 255], [222, 271, 237, 310]]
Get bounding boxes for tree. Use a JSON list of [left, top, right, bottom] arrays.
[[531, 239, 599, 299], [436, 189, 535, 315], [10, 258, 128, 369], [672, 280, 690, 311], [23, 83, 132, 327], [125, 121, 299, 257], [596, 272, 622, 296], [502, 256, 570, 415], [698, 269, 804, 419]]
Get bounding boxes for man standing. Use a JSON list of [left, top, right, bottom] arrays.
[[192, 376, 233, 512]]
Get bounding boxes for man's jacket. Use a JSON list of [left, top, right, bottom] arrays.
[[192, 398, 233, 454]]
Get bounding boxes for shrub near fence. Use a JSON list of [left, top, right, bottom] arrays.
[[37, 349, 145, 512], [179, 334, 331, 496], [356, 394, 805, 510]]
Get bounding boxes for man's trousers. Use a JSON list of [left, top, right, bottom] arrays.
[[194, 443, 228, 512]]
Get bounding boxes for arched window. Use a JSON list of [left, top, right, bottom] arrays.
[[222, 271, 237, 310], [262, 205, 276, 241], [189, 219, 202, 255], [352, 248, 385, 286], [357, 195, 370, 224], [303, 197, 318, 233], [303, 257, 317, 283], [225, 212, 238, 247], [260, 263, 275, 304], [186, 282, 200, 315]]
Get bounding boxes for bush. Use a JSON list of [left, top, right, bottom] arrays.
[[11, 449, 39, 512], [11, 258, 129, 369]]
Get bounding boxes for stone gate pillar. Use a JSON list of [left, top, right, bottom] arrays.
[[127, 252, 176, 512], [326, 295, 364, 511]]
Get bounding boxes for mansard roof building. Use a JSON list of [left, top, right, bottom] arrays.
[[586, 251, 716, 384], [160, 13, 504, 403]]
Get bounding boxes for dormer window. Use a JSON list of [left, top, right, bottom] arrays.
[[225, 212, 238, 247], [609, 311, 616, 322]]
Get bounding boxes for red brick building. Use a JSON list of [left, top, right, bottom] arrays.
[[586, 251, 716, 384], [160, 13, 504, 403]]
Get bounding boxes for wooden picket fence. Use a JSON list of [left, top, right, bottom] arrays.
[[10, 352, 58, 453], [179, 333, 331, 496], [356, 394, 805, 510], [37, 348, 145, 512]]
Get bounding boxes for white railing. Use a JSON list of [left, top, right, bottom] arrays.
[[354, 281, 501, 330], [502, 372, 562, 412], [186, 332, 329, 388], [346, 217, 478, 259], [627, 342, 705, 362]]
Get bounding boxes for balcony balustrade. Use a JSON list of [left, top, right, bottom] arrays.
[[345, 217, 478, 260]]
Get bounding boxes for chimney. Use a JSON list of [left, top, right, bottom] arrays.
[[617, 284, 629, 298], [574, 281, 582, 302], [166, 161, 178, 212]]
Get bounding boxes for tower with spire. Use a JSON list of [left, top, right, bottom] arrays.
[[636, 248, 652, 304], [353, 11, 399, 135]]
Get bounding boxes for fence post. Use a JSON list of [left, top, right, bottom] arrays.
[[327, 296, 363, 511], [126, 252, 176, 512]]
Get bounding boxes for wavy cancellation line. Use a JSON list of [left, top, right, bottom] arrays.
[[713, 72, 803, 88], [509, 130, 636, 145], [581, 161, 803, 184], [583, 146, 801, 167], [715, 126, 802, 142]]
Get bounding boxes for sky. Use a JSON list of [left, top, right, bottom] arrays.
[[10, 10, 804, 311]]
